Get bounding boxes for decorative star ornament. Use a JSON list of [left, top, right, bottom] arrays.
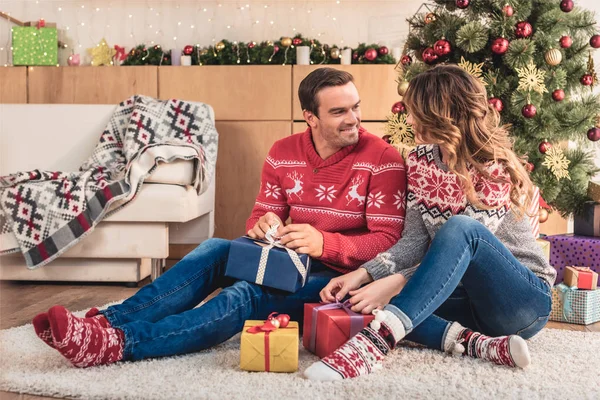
[[88, 38, 116, 66]]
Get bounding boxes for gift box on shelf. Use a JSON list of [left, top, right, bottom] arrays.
[[12, 26, 58, 66], [573, 202, 600, 237], [225, 236, 310, 293], [536, 238, 550, 261], [240, 315, 299, 373], [545, 234, 599, 284], [563, 266, 598, 290], [303, 301, 374, 359], [549, 283, 600, 325]]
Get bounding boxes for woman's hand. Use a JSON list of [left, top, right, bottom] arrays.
[[319, 268, 373, 303], [347, 274, 407, 315]]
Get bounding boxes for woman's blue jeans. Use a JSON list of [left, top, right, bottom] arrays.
[[101, 238, 339, 361], [387, 215, 552, 350]]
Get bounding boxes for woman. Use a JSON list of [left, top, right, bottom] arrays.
[[304, 64, 555, 381]]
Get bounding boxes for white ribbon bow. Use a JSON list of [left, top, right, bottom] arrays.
[[255, 223, 308, 286]]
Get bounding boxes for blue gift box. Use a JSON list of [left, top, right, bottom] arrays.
[[225, 236, 311, 293]]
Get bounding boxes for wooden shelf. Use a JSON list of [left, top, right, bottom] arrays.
[[159, 65, 292, 121], [27, 66, 158, 104], [0, 67, 27, 103]]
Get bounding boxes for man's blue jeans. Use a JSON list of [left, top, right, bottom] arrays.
[[101, 238, 339, 361], [387, 215, 552, 350]]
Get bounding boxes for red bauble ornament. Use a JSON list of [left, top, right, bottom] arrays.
[[382, 135, 392, 143], [456, 0, 470, 9], [433, 39, 452, 56], [539, 141, 552, 154], [590, 34, 600, 49], [352, 51, 359, 60], [503, 4, 514, 17], [183, 45, 194, 56], [588, 127, 600, 141], [488, 97, 504, 112], [559, 35, 572, 48], [515, 21, 533, 38], [401, 55, 412, 66], [273, 45, 280, 53], [248, 42, 256, 49], [522, 104, 537, 118], [274, 314, 291, 328], [491, 37, 509, 55], [391, 101, 407, 114], [292, 38, 303, 46], [365, 48, 378, 61], [560, 0, 574, 12], [552, 89, 565, 101], [422, 47, 438, 64], [525, 162, 535, 173], [581, 74, 593, 86], [378, 46, 389, 56]]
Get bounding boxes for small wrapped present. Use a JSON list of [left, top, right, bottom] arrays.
[[225, 226, 310, 293], [546, 234, 599, 284], [550, 283, 600, 325], [563, 266, 598, 290], [574, 201, 600, 237], [588, 181, 600, 203], [12, 26, 58, 66], [536, 238, 550, 261], [240, 313, 299, 373], [303, 301, 374, 359]]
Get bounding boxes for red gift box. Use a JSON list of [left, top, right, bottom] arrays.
[[303, 302, 374, 359]]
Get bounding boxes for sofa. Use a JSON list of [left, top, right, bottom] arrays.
[[0, 103, 215, 284]]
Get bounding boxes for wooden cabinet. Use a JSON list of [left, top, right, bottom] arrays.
[[292, 65, 398, 121], [214, 121, 291, 239], [0, 67, 27, 103], [159, 66, 292, 121], [28, 66, 157, 104]]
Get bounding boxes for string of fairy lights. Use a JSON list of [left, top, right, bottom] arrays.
[[0, 0, 386, 66]]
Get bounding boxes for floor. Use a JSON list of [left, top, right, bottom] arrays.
[[1, 279, 598, 400]]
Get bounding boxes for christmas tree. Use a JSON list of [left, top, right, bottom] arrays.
[[387, 0, 600, 217]]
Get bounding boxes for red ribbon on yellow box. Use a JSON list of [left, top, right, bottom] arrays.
[[564, 266, 599, 290]]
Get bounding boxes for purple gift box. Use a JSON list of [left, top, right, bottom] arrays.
[[546, 234, 600, 283]]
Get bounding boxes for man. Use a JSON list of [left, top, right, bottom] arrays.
[[32, 68, 407, 367]]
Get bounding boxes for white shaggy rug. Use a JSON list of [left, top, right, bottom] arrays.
[[1, 305, 598, 400]]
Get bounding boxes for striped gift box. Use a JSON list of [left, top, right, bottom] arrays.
[[550, 284, 600, 325], [528, 186, 540, 238]]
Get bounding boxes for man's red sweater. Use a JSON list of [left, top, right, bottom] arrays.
[[246, 127, 407, 273]]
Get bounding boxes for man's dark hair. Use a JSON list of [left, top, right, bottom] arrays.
[[298, 68, 354, 118]]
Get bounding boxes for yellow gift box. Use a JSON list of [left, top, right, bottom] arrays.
[[536, 238, 550, 261], [240, 320, 299, 373]]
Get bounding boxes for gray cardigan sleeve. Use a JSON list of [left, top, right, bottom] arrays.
[[361, 205, 430, 280]]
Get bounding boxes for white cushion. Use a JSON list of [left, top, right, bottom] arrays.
[[105, 180, 214, 223], [145, 159, 195, 185]]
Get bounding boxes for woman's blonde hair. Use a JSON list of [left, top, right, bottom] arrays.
[[403, 64, 532, 215]]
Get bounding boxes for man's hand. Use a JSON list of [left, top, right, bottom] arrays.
[[278, 223, 324, 258], [347, 274, 407, 315], [247, 212, 283, 240], [319, 268, 373, 303]]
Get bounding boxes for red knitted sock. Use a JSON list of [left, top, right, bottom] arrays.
[[33, 307, 110, 349], [47, 305, 124, 368]]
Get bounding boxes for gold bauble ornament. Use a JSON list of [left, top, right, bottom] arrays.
[[544, 48, 562, 66], [281, 37, 292, 47], [266, 40, 274, 47], [538, 208, 549, 223], [200, 49, 209, 56], [425, 13, 436, 24], [397, 80, 409, 96], [330, 47, 340, 59], [215, 41, 225, 51]]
